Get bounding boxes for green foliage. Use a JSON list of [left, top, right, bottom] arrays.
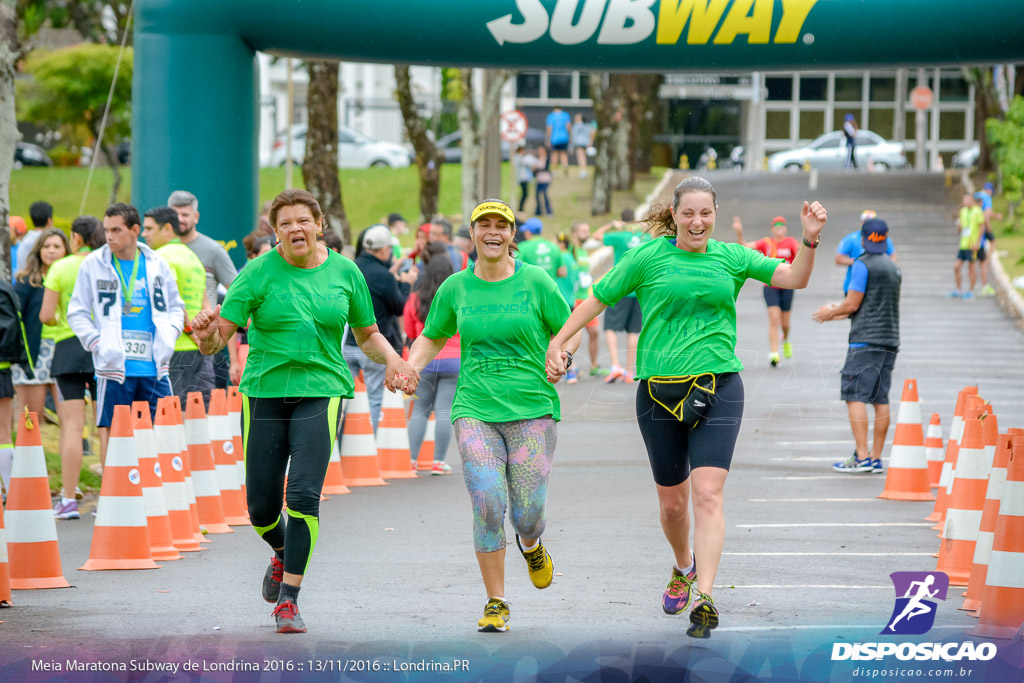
[[986, 96, 1024, 194], [17, 44, 133, 148]]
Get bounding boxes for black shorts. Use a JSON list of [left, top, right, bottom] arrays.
[[976, 245, 987, 262], [551, 142, 569, 151], [604, 297, 643, 333], [55, 373, 96, 401], [840, 345, 898, 405], [763, 286, 794, 311], [50, 337, 94, 377], [636, 373, 744, 487], [956, 249, 976, 262], [0, 368, 13, 399]]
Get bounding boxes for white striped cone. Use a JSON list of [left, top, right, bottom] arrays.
[[227, 387, 246, 500], [173, 399, 207, 544], [880, 379, 932, 501], [154, 397, 202, 552], [80, 405, 159, 570], [340, 374, 386, 486], [208, 390, 248, 525], [415, 411, 436, 471], [184, 393, 232, 534], [937, 410, 988, 584], [6, 411, 70, 588], [378, 388, 416, 479], [925, 414, 944, 488], [0, 494, 12, 603], [322, 438, 351, 495], [131, 402, 180, 561], [970, 435, 1024, 638]]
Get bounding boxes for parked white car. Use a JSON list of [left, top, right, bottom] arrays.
[[263, 124, 411, 169], [767, 130, 907, 172]]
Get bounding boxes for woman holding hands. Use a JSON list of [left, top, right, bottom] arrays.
[[546, 177, 827, 638]]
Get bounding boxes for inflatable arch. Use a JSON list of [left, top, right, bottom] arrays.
[[134, 0, 1023, 262]]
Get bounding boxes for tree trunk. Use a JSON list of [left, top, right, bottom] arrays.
[[0, 4, 20, 282], [965, 67, 1002, 173], [627, 74, 663, 177], [95, 136, 122, 207], [395, 65, 443, 224], [589, 73, 620, 216], [458, 68, 513, 222], [302, 60, 350, 246]]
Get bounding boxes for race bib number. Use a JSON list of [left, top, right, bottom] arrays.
[[578, 272, 593, 290], [122, 330, 153, 361]]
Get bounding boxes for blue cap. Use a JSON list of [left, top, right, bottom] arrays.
[[521, 217, 542, 234], [844, 114, 855, 121], [983, 182, 994, 192], [861, 219, 889, 254]]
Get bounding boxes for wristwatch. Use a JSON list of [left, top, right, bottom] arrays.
[[802, 234, 819, 249], [562, 350, 574, 369]]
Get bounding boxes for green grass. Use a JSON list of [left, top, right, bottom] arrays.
[[11, 164, 665, 249], [989, 194, 1024, 283]]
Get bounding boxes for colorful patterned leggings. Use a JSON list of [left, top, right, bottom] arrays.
[[453, 416, 557, 553]]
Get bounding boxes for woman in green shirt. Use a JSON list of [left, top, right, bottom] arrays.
[[191, 189, 418, 635], [547, 177, 827, 638], [402, 199, 579, 633]]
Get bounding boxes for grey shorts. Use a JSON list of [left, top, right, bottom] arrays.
[[840, 345, 898, 405], [604, 296, 642, 333]]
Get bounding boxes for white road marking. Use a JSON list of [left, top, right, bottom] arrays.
[[737, 523, 933, 528], [747, 498, 879, 503], [724, 552, 932, 556]]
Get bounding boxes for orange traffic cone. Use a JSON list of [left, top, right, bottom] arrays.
[[340, 374, 386, 486], [208, 390, 249, 525], [80, 405, 159, 571], [928, 390, 978, 525], [926, 414, 944, 488], [969, 435, 1024, 638], [0, 500, 11, 605], [227, 387, 246, 504], [880, 379, 933, 501], [416, 411, 437, 472], [154, 398, 202, 552], [962, 431, 1018, 612], [936, 405, 988, 585], [378, 389, 416, 479], [322, 438, 351, 495], [184, 393, 232, 534], [172, 398, 206, 544], [131, 402, 180, 561], [6, 411, 70, 588], [981, 404, 999, 466]]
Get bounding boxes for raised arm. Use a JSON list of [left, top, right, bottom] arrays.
[[732, 216, 758, 249], [769, 201, 827, 290]]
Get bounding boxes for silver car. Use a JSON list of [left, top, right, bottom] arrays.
[[768, 130, 907, 172]]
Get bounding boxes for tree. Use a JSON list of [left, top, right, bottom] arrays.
[[964, 67, 1003, 173], [0, 2, 19, 281], [395, 65, 443, 224], [457, 68, 513, 223], [986, 95, 1024, 229], [18, 42, 131, 205], [301, 59, 350, 246], [589, 72, 625, 216]]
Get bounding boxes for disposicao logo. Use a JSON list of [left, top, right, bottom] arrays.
[[830, 571, 997, 663]]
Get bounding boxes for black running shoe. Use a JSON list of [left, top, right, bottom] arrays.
[[262, 556, 284, 603], [272, 600, 307, 634], [686, 593, 719, 639]]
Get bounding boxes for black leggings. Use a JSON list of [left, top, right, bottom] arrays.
[[635, 373, 744, 487], [242, 396, 342, 576]]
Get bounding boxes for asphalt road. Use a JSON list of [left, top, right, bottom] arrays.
[[2, 171, 1023, 681]]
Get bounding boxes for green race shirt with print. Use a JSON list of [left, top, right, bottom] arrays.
[[556, 250, 578, 305], [569, 244, 592, 300], [157, 240, 207, 352], [958, 206, 984, 250], [603, 229, 651, 298], [220, 249, 376, 398], [42, 248, 91, 343], [593, 237, 780, 378], [422, 262, 571, 423], [517, 237, 562, 281]]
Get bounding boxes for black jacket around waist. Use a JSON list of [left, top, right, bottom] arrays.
[[0, 279, 29, 367], [13, 280, 43, 371], [344, 252, 410, 352]]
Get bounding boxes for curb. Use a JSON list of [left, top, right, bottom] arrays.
[[961, 170, 1024, 327]]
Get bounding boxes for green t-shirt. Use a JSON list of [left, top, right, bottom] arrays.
[[422, 262, 571, 422], [517, 237, 562, 281], [593, 237, 780, 378], [157, 240, 207, 352], [555, 250, 578, 306], [958, 206, 984, 250], [42, 248, 91, 343], [220, 249, 376, 398], [603, 229, 651, 298], [569, 244, 593, 300]]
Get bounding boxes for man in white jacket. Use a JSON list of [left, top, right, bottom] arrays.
[[68, 203, 185, 466]]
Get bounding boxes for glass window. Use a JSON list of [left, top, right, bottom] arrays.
[[799, 77, 827, 102], [765, 110, 791, 139], [799, 110, 825, 139], [517, 72, 541, 99], [867, 108, 894, 138], [939, 75, 970, 102], [811, 133, 842, 149], [766, 77, 793, 101], [939, 111, 967, 139], [578, 73, 591, 100], [870, 77, 896, 102], [547, 72, 573, 100], [834, 77, 862, 102], [905, 111, 918, 139]]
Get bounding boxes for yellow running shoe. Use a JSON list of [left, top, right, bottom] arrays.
[[783, 341, 793, 359], [517, 535, 554, 589], [686, 593, 719, 639], [477, 598, 510, 632]]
